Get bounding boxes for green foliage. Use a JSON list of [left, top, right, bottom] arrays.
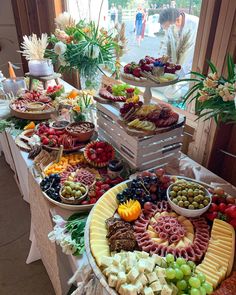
[[66, 213, 88, 255], [47, 21, 116, 78]]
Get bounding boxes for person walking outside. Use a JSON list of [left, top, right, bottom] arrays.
[[110, 3, 117, 27], [134, 6, 143, 46], [141, 8, 148, 40]]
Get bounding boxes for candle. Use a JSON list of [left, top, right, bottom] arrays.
[[28, 59, 54, 76]]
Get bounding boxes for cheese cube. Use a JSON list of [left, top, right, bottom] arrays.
[[155, 266, 166, 277], [137, 273, 148, 286], [143, 286, 154, 295], [121, 284, 138, 295], [170, 282, 178, 295], [138, 259, 146, 273], [145, 257, 155, 272], [150, 280, 162, 292], [116, 271, 127, 290], [113, 254, 122, 266], [161, 284, 173, 295], [100, 256, 113, 268], [152, 254, 162, 266], [128, 268, 139, 282], [135, 281, 143, 293], [159, 277, 167, 285], [127, 253, 137, 270], [135, 251, 149, 259], [146, 272, 158, 284], [108, 274, 118, 288], [104, 265, 120, 276]]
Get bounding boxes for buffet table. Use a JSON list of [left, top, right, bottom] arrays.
[[1, 130, 236, 295]]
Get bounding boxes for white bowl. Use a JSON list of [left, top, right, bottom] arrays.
[[167, 180, 212, 218]]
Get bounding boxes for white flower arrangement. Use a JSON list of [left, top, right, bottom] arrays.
[[19, 33, 48, 60]]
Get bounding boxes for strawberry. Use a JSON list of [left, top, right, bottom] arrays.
[[90, 154, 97, 160], [212, 195, 219, 204], [42, 138, 49, 145], [101, 184, 110, 191], [225, 205, 236, 219], [89, 198, 97, 204], [218, 203, 227, 213], [133, 67, 141, 77], [141, 64, 153, 72], [206, 211, 218, 221], [229, 218, 236, 229], [209, 203, 218, 212], [96, 142, 106, 148], [126, 88, 134, 93], [96, 148, 104, 154], [95, 181, 103, 187], [124, 64, 131, 73], [96, 189, 105, 198]]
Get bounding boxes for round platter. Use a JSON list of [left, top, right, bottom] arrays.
[[84, 176, 229, 295], [10, 104, 57, 120], [42, 131, 98, 152], [120, 73, 179, 88], [42, 191, 93, 212]]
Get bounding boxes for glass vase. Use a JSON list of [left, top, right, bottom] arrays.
[[80, 71, 102, 90]]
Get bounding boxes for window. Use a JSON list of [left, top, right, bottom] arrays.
[[66, 0, 202, 109]]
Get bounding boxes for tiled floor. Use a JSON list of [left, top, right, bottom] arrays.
[[0, 155, 55, 295]]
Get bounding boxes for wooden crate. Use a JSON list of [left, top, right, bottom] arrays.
[[96, 102, 185, 171]]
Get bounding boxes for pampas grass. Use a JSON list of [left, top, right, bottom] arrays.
[[55, 12, 75, 30], [19, 33, 48, 60]]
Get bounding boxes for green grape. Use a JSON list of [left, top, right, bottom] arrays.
[[176, 279, 187, 290], [197, 272, 206, 283], [166, 253, 175, 264], [176, 257, 186, 266], [180, 264, 191, 276], [187, 260, 196, 270], [190, 288, 201, 295], [189, 277, 201, 288], [166, 267, 176, 280], [202, 282, 213, 294], [175, 268, 184, 280], [171, 262, 180, 269], [199, 286, 206, 295]]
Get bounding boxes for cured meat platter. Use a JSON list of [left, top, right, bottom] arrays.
[[85, 171, 236, 295]]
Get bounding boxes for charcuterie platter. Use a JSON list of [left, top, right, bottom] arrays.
[[85, 169, 236, 295]]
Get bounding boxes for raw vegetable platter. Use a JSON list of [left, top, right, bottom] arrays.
[[85, 170, 236, 295]]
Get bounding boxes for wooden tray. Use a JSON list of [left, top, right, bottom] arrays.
[[10, 104, 57, 120], [117, 115, 186, 137], [42, 131, 98, 152], [93, 94, 124, 106]]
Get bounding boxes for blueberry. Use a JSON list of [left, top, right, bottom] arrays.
[[145, 195, 152, 202], [116, 193, 124, 201], [136, 188, 142, 195], [143, 176, 151, 182], [150, 176, 158, 184], [119, 197, 127, 204], [123, 188, 131, 196]]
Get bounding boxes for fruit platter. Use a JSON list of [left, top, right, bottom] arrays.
[[36, 121, 97, 152], [96, 84, 140, 104], [121, 56, 180, 104], [39, 141, 129, 211], [10, 90, 57, 120], [119, 101, 184, 134], [85, 168, 236, 295]]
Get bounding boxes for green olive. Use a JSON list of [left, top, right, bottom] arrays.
[[75, 191, 82, 198], [170, 191, 177, 198], [188, 189, 194, 196], [192, 201, 199, 208], [172, 198, 178, 204], [182, 196, 187, 202], [177, 191, 182, 196], [172, 186, 179, 192], [203, 199, 209, 206], [188, 197, 194, 203], [80, 187, 86, 194], [199, 204, 204, 209], [194, 196, 200, 202], [182, 190, 187, 196], [188, 204, 195, 210], [178, 201, 184, 207], [184, 201, 190, 207], [198, 190, 205, 195]]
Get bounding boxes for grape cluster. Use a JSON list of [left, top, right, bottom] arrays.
[[116, 169, 171, 207], [164, 254, 213, 295], [120, 101, 143, 117], [40, 174, 61, 202]]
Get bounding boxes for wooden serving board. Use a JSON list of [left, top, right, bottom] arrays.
[[15, 129, 36, 152], [10, 104, 57, 120], [117, 115, 186, 138], [93, 94, 124, 107], [42, 131, 98, 153]]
